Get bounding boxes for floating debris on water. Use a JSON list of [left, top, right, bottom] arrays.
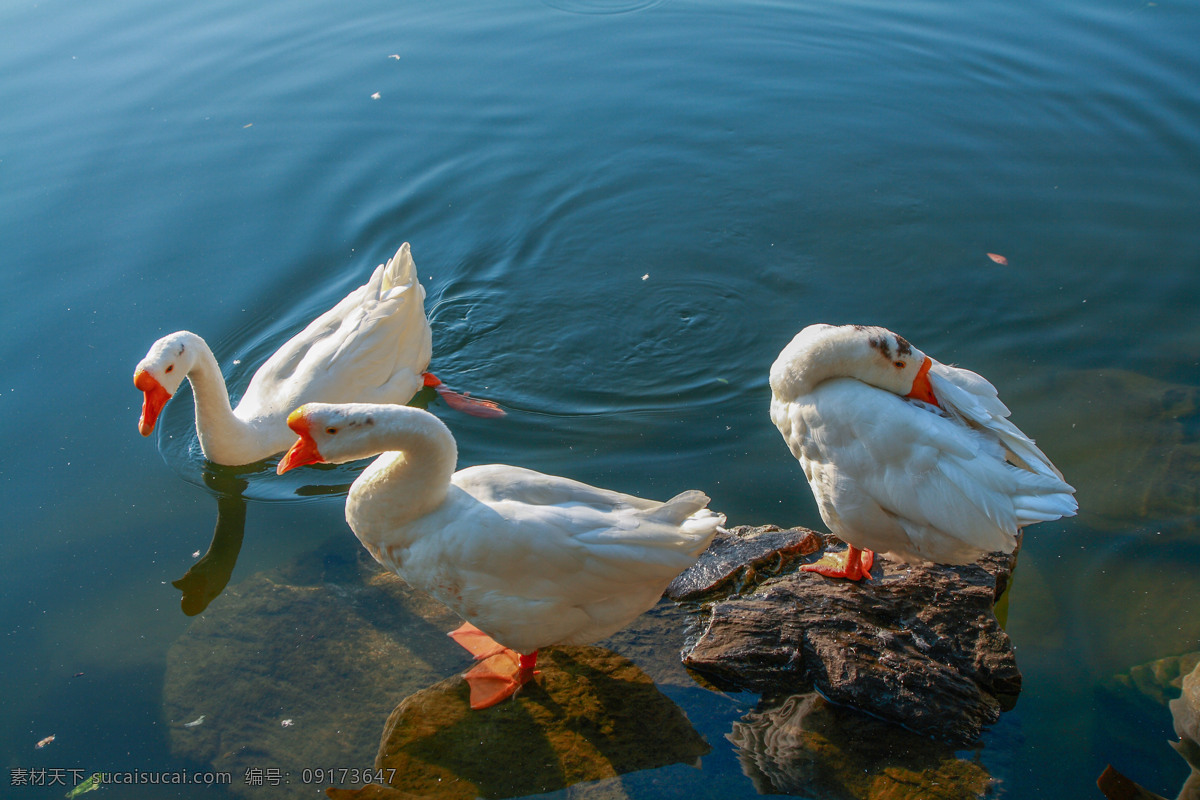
[[183, 715, 206, 727], [281, 719, 294, 727], [64, 773, 102, 798], [36, 734, 55, 748], [986, 252, 1008, 265]]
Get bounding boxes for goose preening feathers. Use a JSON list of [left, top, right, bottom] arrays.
[[769, 323, 1076, 580]]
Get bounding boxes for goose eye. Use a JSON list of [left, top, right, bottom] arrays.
[[893, 360, 906, 369], [165, 365, 175, 373], [325, 427, 339, 435]]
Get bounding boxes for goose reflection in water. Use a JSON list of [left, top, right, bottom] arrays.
[[170, 467, 251, 616]]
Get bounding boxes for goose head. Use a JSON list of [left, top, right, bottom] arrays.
[[133, 331, 202, 436], [276, 403, 386, 473], [770, 323, 936, 405]]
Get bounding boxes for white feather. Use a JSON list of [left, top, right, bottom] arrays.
[[769, 324, 1076, 566]]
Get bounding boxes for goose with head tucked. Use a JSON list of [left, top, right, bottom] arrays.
[[133, 244, 502, 467], [276, 402, 725, 709], [769, 323, 1076, 581]]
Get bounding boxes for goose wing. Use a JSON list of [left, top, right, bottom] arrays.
[[929, 360, 1068, 482], [392, 466, 722, 652], [237, 245, 432, 421], [785, 380, 1074, 562]]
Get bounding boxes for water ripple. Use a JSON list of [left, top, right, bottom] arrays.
[[541, 0, 666, 15]]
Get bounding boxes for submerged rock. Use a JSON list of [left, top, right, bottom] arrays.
[[336, 645, 710, 800], [678, 525, 1021, 744], [729, 693, 992, 799], [164, 539, 712, 799], [1033, 369, 1200, 528], [1105, 651, 1200, 708], [1172, 662, 1200, 799], [1100, 656, 1200, 800], [163, 543, 466, 799]]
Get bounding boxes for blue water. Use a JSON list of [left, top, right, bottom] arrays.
[[3, 0, 1199, 796]]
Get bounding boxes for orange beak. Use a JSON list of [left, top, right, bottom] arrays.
[[277, 409, 324, 474], [905, 356, 939, 407], [134, 369, 172, 436]]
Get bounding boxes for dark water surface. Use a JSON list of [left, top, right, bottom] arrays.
[[3, 0, 1200, 797]]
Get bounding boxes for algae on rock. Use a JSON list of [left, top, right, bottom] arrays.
[[360, 645, 709, 800]]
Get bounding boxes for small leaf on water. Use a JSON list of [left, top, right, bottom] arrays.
[[987, 253, 1008, 265]]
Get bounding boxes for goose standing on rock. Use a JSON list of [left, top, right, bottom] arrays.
[[133, 243, 502, 467], [276, 402, 725, 709], [769, 323, 1076, 581]]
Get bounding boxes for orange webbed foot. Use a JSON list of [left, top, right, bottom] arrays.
[[422, 373, 506, 418], [462, 651, 539, 709], [801, 545, 874, 581], [448, 622, 508, 660], [447, 623, 538, 709]]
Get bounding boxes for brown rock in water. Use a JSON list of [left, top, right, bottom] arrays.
[[679, 525, 1021, 744], [729, 693, 992, 799], [667, 525, 822, 602], [356, 646, 710, 800]]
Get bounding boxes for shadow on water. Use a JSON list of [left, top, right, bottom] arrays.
[[327, 644, 710, 800]]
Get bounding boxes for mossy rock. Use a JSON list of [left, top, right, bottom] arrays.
[[365, 645, 710, 800]]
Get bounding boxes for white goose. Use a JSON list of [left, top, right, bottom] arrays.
[[276, 402, 724, 709], [133, 243, 501, 467], [769, 323, 1076, 580]]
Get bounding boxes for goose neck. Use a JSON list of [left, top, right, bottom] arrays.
[[182, 335, 258, 463], [350, 408, 458, 529]]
